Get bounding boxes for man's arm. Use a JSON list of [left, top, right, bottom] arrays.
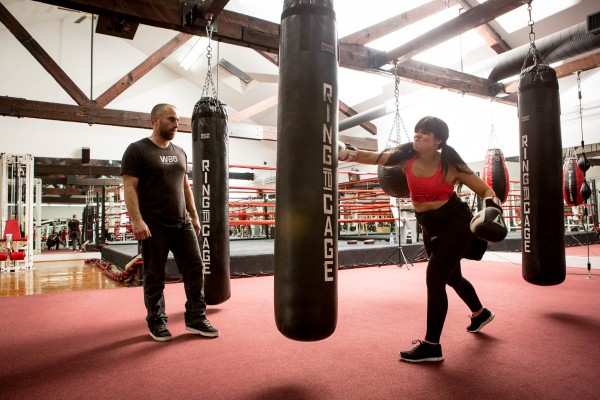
[[183, 174, 201, 235], [122, 175, 152, 240]]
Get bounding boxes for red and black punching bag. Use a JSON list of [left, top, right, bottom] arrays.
[[275, 0, 338, 341], [191, 97, 231, 305], [378, 166, 410, 198], [563, 157, 585, 206], [518, 63, 566, 286], [482, 148, 510, 203]]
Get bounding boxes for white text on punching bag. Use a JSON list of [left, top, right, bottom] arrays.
[[201, 159, 211, 274], [521, 134, 530, 253], [322, 83, 334, 282]]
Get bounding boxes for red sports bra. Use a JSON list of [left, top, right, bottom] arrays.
[[404, 156, 454, 203]]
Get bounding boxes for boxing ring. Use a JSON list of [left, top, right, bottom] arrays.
[[100, 230, 593, 279], [97, 163, 597, 280]]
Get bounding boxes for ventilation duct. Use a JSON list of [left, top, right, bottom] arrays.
[[488, 17, 600, 81], [588, 11, 600, 35], [339, 100, 395, 132]]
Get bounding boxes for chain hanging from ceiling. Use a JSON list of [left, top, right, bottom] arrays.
[[575, 70, 593, 279], [202, 18, 219, 99], [386, 60, 410, 146]]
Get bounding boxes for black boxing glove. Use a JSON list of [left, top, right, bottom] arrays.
[[470, 197, 507, 242], [338, 141, 358, 162]]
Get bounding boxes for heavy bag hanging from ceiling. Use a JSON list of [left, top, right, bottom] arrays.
[[482, 148, 510, 204], [191, 97, 231, 305], [275, 0, 338, 341], [518, 64, 566, 286], [562, 150, 584, 206]]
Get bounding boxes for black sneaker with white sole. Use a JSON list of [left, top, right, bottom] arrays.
[[149, 324, 173, 342], [400, 340, 444, 362], [467, 308, 495, 333], [186, 318, 219, 338]]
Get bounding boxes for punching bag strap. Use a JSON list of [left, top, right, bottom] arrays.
[[281, 5, 336, 20]]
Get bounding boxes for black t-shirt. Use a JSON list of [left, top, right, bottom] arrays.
[[121, 138, 188, 227], [68, 219, 79, 233]]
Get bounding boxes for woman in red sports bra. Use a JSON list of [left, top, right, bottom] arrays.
[[339, 116, 500, 363]]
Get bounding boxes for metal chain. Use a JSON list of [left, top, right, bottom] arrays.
[[575, 69, 592, 276], [577, 70, 588, 190], [202, 19, 218, 98], [577, 70, 585, 147], [387, 61, 410, 146], [526, 1, 535, 47], [488, 121, 497, 150], [521, 0, 542, 70]]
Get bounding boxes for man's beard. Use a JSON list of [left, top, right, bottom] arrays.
[[160, 128, 176, 141]]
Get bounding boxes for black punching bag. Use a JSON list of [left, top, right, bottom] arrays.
[[518, 64, 565, 286], [191, 97, 231, 304], [378, 166, 410, 198], [275, 0, 338, 341]]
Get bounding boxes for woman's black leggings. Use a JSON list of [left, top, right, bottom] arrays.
[[416, 194, 484, 343]]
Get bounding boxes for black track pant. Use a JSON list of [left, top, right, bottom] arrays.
[[416, 194, 484, 343], [142, 221, 207, 328]]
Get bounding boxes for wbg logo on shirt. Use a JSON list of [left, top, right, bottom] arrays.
[[160, 155, 178, 163]]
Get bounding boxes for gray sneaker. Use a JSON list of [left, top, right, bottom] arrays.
[[186, 318, 219, 338], [149, 324, 172, 342]]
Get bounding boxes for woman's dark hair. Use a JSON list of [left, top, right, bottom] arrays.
[[414, 116, 449, 143], [381, 142, 415, 166], [382, 116, 473, 189]]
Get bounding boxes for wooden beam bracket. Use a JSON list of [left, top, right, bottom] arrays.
[[181, 0, 214, 28]]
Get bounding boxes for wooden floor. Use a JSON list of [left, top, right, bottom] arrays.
[[2, 244, 598, 297], [0, 258, 127, 297]]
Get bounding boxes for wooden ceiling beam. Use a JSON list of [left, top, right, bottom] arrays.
[[35, 0, 281, 52], [553, 50, 600, 79], [393, 59, 514, 105], [33, 0, 514, 102], [95, 32, 194, 107], [0, 2, 90, 105], [228, 94, 278, 123], [0, 96, 193, 133], [457, 0, 511, 54], [206, 0, 230, 18]]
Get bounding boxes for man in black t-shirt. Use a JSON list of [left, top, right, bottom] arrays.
[[68, 214, 81, 251], [121, 103, 219, 342]]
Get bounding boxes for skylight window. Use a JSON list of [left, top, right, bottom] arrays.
[[364, 6, 460, 52], [476, 0, 581, 33]]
